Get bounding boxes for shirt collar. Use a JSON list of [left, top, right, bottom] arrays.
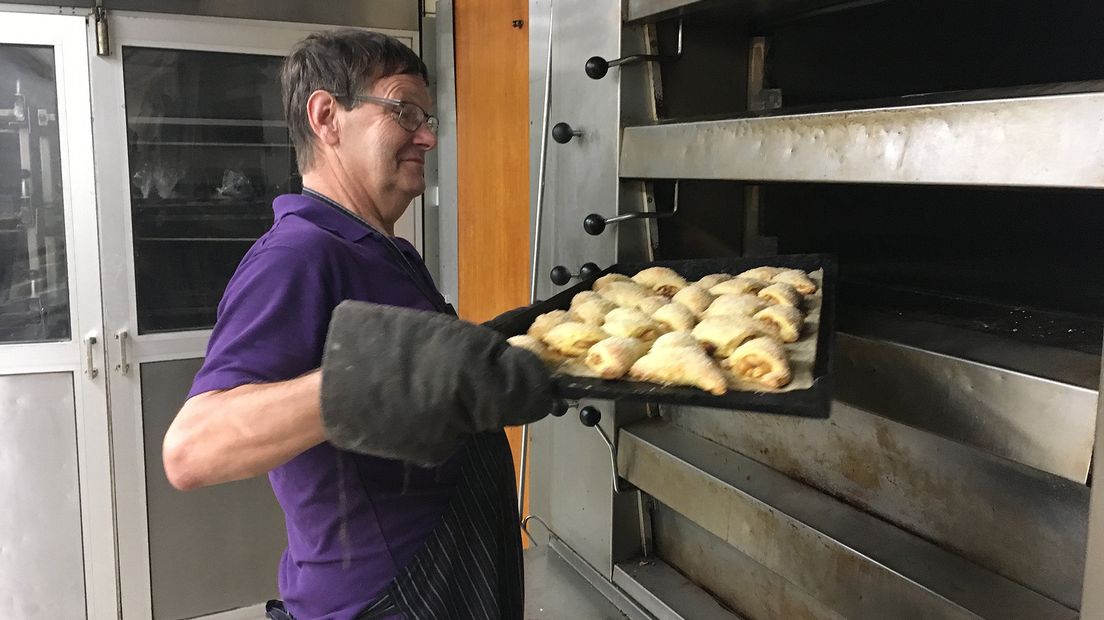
[[272, 191, 381, 243]]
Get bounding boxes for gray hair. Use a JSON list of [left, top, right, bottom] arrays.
[[281, 29, 428, 171]]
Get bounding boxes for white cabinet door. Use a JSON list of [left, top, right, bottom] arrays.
[[88, 13, 419, 619], [0, 12, 116, 620]]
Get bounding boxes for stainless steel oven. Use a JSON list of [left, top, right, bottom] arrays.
[[525, 1, 1104, 617]]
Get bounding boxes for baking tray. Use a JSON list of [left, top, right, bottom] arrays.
[[493, 254, 838, 417]]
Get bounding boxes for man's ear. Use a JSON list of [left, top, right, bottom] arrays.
[[306, 90, 342, 148]]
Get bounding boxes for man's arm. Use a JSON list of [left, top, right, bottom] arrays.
[[163, 371, 325, 491]]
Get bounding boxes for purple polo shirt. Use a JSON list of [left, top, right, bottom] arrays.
[[189, 193, 459, 620]]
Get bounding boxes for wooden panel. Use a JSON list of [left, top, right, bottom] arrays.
[[454, 0, 531, 524]]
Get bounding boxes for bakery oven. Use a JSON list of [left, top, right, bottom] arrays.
[[524, 0, 1103, 617]]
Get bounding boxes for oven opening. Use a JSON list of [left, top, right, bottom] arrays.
[[649, 180, 1104, 385]]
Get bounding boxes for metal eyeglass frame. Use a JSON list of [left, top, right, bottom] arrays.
[[333, 92, 439, 134]]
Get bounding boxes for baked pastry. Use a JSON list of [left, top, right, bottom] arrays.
[[754, 305, 804, 343], [638, 295, 670, 315], [652, 330, 703, 351], [758, 282, 803, 308], [603, 307, 665, 341], [542, 321, 609, 356], [597, 281, 652, 309], [695, 273, 732, 290], [724, 336, 792, 388], [652, 302, 697, 332], [507, 335, 565, 364], [772, 269, 817, 295], [738, 266, 784, 281], [710, 277, 771, 296], [527, 310, 573, 339], [691, 316, 768, 357], [672, 285, 714, 317], [593, 273, 633, 290], [704, 294, 770, 319], [585, 337, 650, 379], [632, 266, 689, 297], [629, 345, 727, 395], [572, 295, 617, 325]]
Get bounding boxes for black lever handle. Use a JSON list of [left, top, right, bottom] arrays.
[[552, 122, 583, 144], [550, 398, 569, 417], [550, 262, 601, 286], [584, 181, 681, 236], [584, 20, 683, 80], [579, 405, 601, 427]]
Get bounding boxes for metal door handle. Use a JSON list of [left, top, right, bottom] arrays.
[[85, 334, 98, 378], [114, 329, 130, 375], [579, 405, 623, 494]]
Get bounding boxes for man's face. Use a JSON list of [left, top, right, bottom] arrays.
[[335, 73, 437, 224]]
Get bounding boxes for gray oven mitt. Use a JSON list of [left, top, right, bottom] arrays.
[[320, 300, 555, 466]]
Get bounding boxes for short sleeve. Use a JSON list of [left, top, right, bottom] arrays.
[[188, 245, 335, 397]]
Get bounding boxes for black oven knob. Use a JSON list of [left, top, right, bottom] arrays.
[[579, 405, 602, 427], [550, 262, 601, 286], [583, 214, 607, 235], [552, 122, 583, 144], [550, 398, 569, 417], [585, 56, 610, 79]]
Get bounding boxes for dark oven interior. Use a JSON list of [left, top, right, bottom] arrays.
[[643, 0, 1104, 362]]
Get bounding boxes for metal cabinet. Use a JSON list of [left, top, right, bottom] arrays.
[[1, 9, 421, 619]]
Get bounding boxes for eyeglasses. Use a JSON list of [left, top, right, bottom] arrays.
[[333, 93, 439, 134]]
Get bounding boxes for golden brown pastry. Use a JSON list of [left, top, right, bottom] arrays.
[[507, 335, 566, 365], [672, 285, 715, 317], [754, 305, 804, 343], [652, 302, 697, 332], [637, 295, 669, 315], [772, 269, 817, 295], [703, 294, 769, 319], [572, 295, 617, 325], [585, 337, 650, 379], [603, 307, 665, 341], [527, 310, 572, 339], [629, 345, 728, 395], [597, 281, 652, 308], [691, 316, 769, 357], [724, 336, 792, 388], [738, 266, 784, 281], [632, 266, 689, 297], [710, 277, 771, 296], [695, 273, 732, 290], [570, 291, 602, 308], [758, 282, 803, 308], [593, 273, 633, 290], [542, 321, 609, 356], [652, 330, 704, 351]]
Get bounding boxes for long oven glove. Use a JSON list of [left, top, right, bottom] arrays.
[[320, 300, 555, 467]]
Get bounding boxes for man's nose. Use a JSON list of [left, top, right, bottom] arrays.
[[414, 123, 438, 151]]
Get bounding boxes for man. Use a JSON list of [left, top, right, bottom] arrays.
[[163, 30, 553, 620]]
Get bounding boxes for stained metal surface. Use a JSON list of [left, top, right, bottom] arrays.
[[664, 400, 1089, 608], [624, 0, 888, 23], [524, 544, 632, 619], [0, 372, 86, 619], [1079, 337, 1104, 615], [647, 502, 846, 620], [141, 359, 286, 619], [612, 556, 743, 620], [835, 330, 1098, 482], [618, 421, 1078, 619], [6, 0, 418, 30], [549, 536, 654, 620], [620, 92, 1104, 188]]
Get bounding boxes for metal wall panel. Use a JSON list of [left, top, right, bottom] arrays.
[[4, 0, 418, 30], [0, 373, 86, 619], [141, 359, 286, 620]]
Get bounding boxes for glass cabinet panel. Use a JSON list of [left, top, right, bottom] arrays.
[[0, 44, 68, 344], [123, 48, 297, 334]]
